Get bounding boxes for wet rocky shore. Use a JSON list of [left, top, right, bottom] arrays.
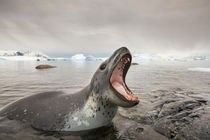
[[114, 88, 210, 140]]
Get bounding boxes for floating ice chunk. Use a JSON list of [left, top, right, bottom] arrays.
[[71, 54, 86, 60], [188, 67, 210, 72]]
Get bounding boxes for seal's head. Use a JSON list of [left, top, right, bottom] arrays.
[[91, 47, 139, 107]]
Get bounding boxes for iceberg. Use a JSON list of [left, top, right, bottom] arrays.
[[70, 54, 107, 61], [188, 67, 210, 72], [71, 54, 86, 61]]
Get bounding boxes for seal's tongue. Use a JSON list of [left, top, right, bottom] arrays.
[[110, 56, 138, 101]]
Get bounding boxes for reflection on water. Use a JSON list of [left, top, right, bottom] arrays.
[[0, 60, 210, 139]]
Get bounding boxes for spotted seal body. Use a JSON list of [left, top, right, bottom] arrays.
[[0, 47, 139, 132]]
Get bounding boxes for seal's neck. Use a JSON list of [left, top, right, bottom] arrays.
[[83, 90, 118, 120], [63, 88, 118, 131]]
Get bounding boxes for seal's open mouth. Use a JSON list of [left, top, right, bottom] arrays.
[[110, 54, 138, 102]]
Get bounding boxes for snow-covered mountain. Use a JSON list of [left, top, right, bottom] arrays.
[[0, 51, 48, 58], [0, 50, 49, 61]]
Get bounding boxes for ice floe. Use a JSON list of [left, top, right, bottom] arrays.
[[71, 54, 86, 61], [188, 67, 210, 72]]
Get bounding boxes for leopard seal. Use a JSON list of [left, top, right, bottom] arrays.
[[0, 47, 139, 133]]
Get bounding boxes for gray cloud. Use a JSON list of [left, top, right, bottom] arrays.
[[0, 0, 210, 55]]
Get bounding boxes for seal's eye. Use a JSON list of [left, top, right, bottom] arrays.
[[100, 64, 106, 70]]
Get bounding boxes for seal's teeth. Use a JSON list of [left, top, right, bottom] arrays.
[[128, 58, 130, 62], [126, 89, 133, 96]]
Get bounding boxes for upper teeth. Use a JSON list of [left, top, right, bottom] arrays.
[[120, 57, 130, 67]]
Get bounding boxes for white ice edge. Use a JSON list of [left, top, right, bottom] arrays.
[[188, 67, 210, 72]]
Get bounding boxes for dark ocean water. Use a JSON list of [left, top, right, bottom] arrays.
[[0, 60, 210, 139]]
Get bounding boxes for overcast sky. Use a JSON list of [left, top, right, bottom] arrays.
[[0, 0, 210, 56]]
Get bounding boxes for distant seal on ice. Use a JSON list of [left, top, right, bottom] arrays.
[[0, 47, 139, 132]]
